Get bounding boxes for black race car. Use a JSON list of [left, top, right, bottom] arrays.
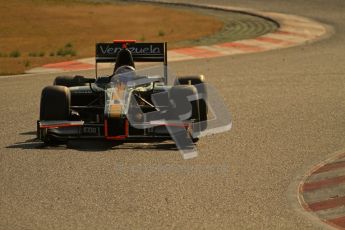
[[37, 40, 208, 158]]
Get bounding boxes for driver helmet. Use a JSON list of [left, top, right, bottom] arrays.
[[111, 65, 136, 85]]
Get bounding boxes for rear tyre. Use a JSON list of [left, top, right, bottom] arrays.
[[174, 75, 207, 132], [40, 86, 71, 144], [54, 75, 90, 87]]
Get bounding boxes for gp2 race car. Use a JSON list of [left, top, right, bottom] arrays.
[[37, 40, 208, 158]]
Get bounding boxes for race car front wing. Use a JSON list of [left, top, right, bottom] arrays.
[[37, 119, 192, 141]]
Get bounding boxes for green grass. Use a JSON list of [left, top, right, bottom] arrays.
[[24, 60, 31, 67], [139, 35, 146, 41], [65, 42, 73, 49], [55, 43, 77, 57], [56, 48, 76, 57], [29, 51, 45, 57], [9, 50, 21, 58], [28, 52, 37, 57], [158, 30, 165, 37]]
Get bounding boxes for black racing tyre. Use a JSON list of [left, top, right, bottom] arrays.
[[174, 75, 207, 130], [169, 85, 199, 121], [170, 85, 200, 144], [54, 75, 89, 87], [54, 75, 93, 106], [40, 86, 71, 144], [174, 75, 206, 86], [40, 86, 71, 120]]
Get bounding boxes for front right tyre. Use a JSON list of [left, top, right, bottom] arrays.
[[174, 75, 208, 134], [39, 85, 71, 144]]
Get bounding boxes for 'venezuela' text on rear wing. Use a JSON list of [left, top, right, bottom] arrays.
[[95, 40, 168, 81]]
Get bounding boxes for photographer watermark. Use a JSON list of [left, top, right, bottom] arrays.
[[115, 163, 231, 174], [106, 68, 232, 159]]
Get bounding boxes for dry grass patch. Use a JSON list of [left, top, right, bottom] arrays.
[[0, 0, 223, 75]]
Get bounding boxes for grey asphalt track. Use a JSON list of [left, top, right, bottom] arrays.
[[1, 0, 345, 229]]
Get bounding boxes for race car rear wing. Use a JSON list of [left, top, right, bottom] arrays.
[[95, 41, 168, 83]]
